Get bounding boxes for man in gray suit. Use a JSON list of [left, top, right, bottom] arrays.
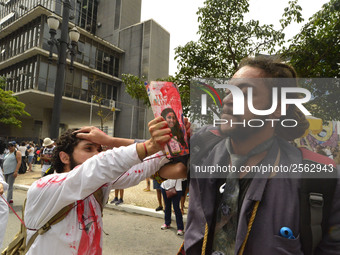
[[179, 56, 340, 255]]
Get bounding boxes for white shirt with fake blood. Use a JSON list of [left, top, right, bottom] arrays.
[[0, 169, 9, 249], [25, 144, 168, 255]]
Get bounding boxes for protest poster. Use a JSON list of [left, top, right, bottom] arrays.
[[145, 81, 189, 158]]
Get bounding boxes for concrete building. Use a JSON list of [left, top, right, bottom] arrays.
[[0, 0, 169, 141]]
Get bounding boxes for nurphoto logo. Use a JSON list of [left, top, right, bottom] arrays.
[[199, 82, 312, 128]]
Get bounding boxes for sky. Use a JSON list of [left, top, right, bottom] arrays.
[[141, 0, 330, 76]]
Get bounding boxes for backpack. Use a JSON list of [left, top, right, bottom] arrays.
[[1, 189, 104, 255], [190, 128, 338, 255]]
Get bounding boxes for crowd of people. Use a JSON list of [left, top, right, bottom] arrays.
[[0, 56, 339, 254], [0, 138, 58, 205]]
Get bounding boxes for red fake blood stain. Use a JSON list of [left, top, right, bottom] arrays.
[[77, 199, 102, 255], [160, 82, 183, 118], [36, 176, 67, 188], [69, 240, 77, 252]]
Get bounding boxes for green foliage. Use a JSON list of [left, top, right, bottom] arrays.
[[281, 0, 340, 120], [174, 0, 303, 122], [175, 0, 303, 78], [123, 0, 340, 121], [122, 74, 149, 107], [0, 76, 30, 128], [122, 74, 180, 109], [88, 75, 114, 131]]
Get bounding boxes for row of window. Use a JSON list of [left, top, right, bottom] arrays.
[[0, 56, 118, 104], [38, 56, 118, 102], [0, 16, 121, 78], [0, 57, 37, 92], [0, 17, 41, 62], [76, 0, 98, 34], [0, 0, 99, 34], [0, 0, 57, 23]]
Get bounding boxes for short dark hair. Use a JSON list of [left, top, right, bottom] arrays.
[[238, 56, 297, 79], [238, 56, 309, 141], [52, 128, 80, 173]]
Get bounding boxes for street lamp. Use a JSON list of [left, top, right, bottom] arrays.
[[47, 0, 80, 140]]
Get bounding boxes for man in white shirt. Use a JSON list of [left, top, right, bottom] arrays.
[[24, 117, 172, 254], [0, 158, 9, 250]]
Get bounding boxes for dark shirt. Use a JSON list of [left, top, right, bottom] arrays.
[[238, 172, 255, 213]]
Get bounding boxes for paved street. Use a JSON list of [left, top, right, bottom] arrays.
[[2, 189, 184, 255]]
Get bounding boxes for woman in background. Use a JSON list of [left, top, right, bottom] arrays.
[[160, 179, 184, 236]]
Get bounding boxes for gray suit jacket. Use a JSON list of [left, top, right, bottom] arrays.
[[184, 129, 340, 254]]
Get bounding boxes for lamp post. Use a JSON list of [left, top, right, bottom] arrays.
[[47, 0, 80, 140]]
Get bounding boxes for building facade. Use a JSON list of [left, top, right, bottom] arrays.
[[0, 0, 169, 141]]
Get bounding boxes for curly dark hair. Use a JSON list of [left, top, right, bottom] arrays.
[[238, 56, 309, 141], [52, 128, 81, 173]]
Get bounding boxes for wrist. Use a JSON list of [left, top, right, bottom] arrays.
[[108, 136, 117, 147], [145, 140, 157, 156], [136, 143, 146, 160]]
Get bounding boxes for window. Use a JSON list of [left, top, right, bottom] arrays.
[[83, 42, 90, 65], [103, 53, 109, 73], [47, 64, 57, 93], [81, 75, 88, 90], [96, 50, 103, 71], [90, 43, 96, 68], [76, 41, 85, 63], [108, 56, 114, 75], [114, 0, 121, 30], [114, 57, 119, 77]]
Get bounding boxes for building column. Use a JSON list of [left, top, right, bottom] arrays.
[[42, 108, 52, 139]]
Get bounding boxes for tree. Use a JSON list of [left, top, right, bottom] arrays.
[[122, 74, 149, 107], [0, 76, 30, 128], [174, 0, 303, 121], [122, 73, 178, 108], [124, 0, 339, 122], [88, 75, 115, 131], [281, 0, 340, 120]]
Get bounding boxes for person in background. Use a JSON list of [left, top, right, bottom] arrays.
[[18, 141, 27, 174], [143, 177, 151, 192], [3, 141, 21, 204], [111, 189, 124, 205], [27, 142, 35, 172], [153, 178, 164, 211], [40, 138, 55, 177], [160, 179, 184, 236], [34, 144, 41, 165]]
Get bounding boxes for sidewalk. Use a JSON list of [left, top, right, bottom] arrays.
[[14, 164, 188, 222]]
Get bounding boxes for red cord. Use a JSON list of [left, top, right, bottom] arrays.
[[0, 193, 26, 227], [143, 142, 148, 156]]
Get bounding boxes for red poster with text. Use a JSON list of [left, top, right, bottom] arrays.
[[145, 81, 189, 158]]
